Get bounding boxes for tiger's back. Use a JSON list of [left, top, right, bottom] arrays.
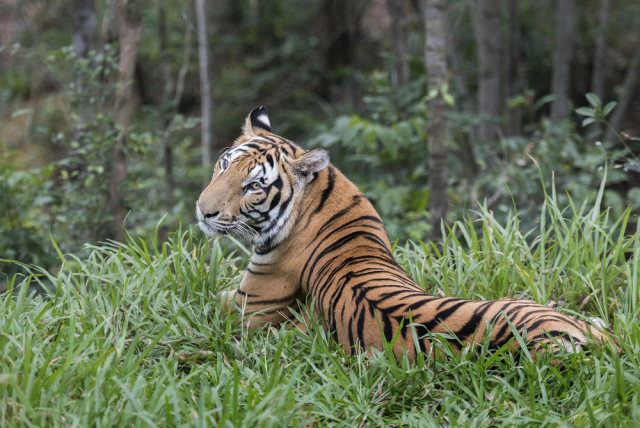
[[277, 159, 609, 359]]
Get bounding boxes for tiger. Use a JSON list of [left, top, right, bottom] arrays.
[[196, 106, 618, 361]]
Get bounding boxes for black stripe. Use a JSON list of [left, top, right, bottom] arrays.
[[268, 189, 282, 211], [406, 297, 438, 312], [236, 289, 257, 298], [380, 310, 393, 344], [315, 195, 363, 238], [301, 234, 391, 294], [417, 301, 470, 332], [348, 317, 356, 349], [356, 307, 366, 351], [452, 312, 485, 341], [255, 245, 277, 255], [412, 324, 429, 354], [248, 294, 298, 305], [314, 166, 336, 214], [436, 298, 464, 310], [270, 176, 284, 191], [305, 215, 385, 252]]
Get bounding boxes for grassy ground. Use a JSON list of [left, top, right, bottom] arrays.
[[2, 180, 640, 427]]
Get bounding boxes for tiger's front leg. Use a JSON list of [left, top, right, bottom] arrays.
[[219, 267, 304, 330]]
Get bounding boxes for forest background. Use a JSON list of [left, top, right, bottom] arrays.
[[4, 1, 640, 425], [1, 0, 640, 285]]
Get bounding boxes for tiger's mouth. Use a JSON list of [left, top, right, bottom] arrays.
[[199, 220, 233, 236], [199, 219, 262, 244]]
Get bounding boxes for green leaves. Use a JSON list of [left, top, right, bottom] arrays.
[[10, 108, 33, 119], [577, 92, 618, 127], [426, 82, 455, 106], [603, 101, 618, 117], [586, 92, 602, 108]]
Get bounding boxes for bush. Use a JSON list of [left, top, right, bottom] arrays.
[[0, 161, 57, 286], [307, 75, 639, 243]]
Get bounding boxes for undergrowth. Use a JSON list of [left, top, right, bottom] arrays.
[[2, 178, 640, 427]]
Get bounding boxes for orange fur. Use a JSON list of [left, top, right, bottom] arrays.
[[196, 107, 618, 361]]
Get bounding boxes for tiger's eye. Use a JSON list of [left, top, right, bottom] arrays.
[[251, 182, 261, 190]]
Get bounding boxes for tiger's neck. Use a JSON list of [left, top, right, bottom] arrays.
[[250, 165, 396, 296]]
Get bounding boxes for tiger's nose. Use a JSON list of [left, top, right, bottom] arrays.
[[198, 202, 219, 219]]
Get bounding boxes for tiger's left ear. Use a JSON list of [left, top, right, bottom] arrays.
[[291, 148, 330, 180], [243, 106, 272, 137]]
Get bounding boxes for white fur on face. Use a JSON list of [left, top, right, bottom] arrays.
[[195, 204, 223, 238], [241, 159, 294, 242], [217, 145, 249, 176], [198, 142, 299, 247], [243, 161, 279, 188]]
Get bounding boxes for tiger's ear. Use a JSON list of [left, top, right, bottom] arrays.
[[242, 106, 272, 137], [291, 148, 330, 179]]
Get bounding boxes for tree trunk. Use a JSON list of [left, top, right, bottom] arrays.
[[473, 0, 502, 141], [158, 0, 175, 212], [505, 0, 522, 136], [421, 0, 449, 239], [604, 40, 640, 142], [158, 0, 174, 107], [448, 19, 477, 179], [346, 0, 366, 108], [550, 0, 575, 122], [195, 0, 213, 171], [385, 0, 409, 87], [73, 0, 96, 58], [110, 0, 143, 242], [315, 0, 365, 106], [587, 0, 612, 139]]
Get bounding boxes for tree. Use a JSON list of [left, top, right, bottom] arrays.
[[195, 0, 213, 171], [158, 0, 175, 211], [72, 0, 96, 58], [110, 0, 143, 242], [158, 0, 173, 110], [420, 0, 449, 238], [448, 18, 478, 180], [317, 0, 367, 106], [588, 0, 612, 138], [605, 38, 640, 142], [385, 0, 409, 87], [505, 0, 522, 136], [157, 14, 192, 214], [473, 0, 502, 140], [550, 0, 575, 122]]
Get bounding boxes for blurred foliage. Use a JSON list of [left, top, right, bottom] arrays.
[[1, 40, 202, 278], [310, 72, 638, 241], [1, 0, 640, 278], [0, 158, 56, 280], [308, 72, 432, 240]]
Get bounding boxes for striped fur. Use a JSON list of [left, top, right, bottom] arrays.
[[196, 107, 617, 360]]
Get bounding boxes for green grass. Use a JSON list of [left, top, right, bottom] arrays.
[[2, 180, 640, 427]]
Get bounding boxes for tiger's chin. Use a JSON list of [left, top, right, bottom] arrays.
[[198, 220, 263, 246], [198, 221, 228, 238]]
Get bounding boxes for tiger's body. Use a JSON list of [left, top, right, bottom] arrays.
[[196, 107, 615, 360]]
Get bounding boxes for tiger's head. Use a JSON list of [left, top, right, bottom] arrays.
[[196, 107, 330, 248]]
